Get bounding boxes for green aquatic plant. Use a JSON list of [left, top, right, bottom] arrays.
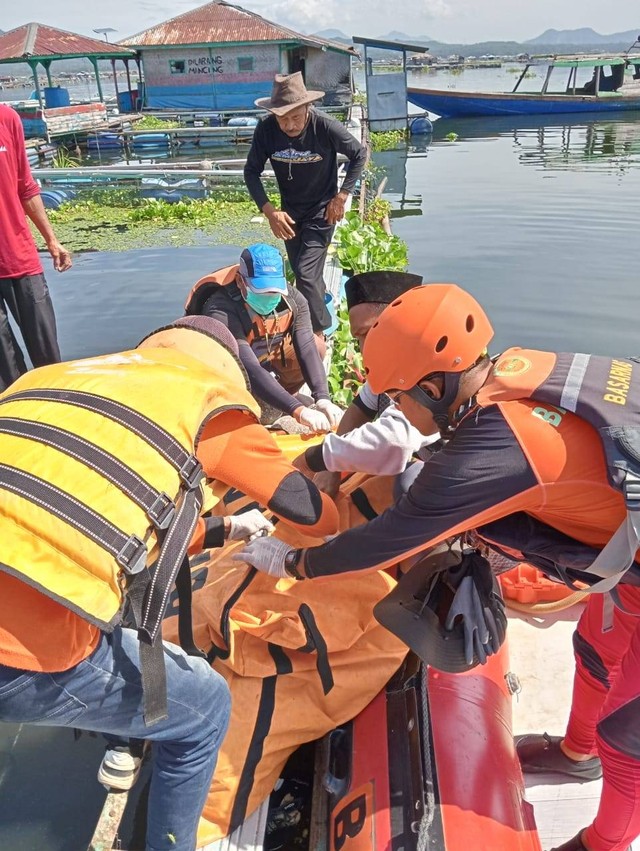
[[135, 115, 181, 130], [370, 129, 408, 152], [364, 197, 391, 226], [446, 132, 459, 142], [328, 300, 365, 407], [42, 191, 281, 253], [51, 148, 81, 168], [335, 211, 408, 275]]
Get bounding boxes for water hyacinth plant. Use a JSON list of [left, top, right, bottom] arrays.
[[335, 212, 408, 275]]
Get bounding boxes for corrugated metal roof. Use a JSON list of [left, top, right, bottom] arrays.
[[0, 22, 135, 62], [122, 0, 355, 54]]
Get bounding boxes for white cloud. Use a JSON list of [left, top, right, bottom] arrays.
[[254, 0, 454, 36]]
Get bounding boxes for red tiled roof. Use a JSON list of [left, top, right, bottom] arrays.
[[122, 0, 355, 54], [0, 22, 135, 62]]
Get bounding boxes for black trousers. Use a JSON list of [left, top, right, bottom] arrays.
[[0, 273, 61, 392], [284, 218, 334, 333]]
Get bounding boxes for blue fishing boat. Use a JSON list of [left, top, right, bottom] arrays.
[[408, 52, 640, 118]]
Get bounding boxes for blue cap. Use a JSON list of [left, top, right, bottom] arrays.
[[239, 244, 288, 294]]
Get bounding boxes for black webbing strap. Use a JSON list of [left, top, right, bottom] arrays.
[[131, 481, 204, 725], [174, 554, 208, 659], [0, 463, 148, 575], [0, 417, 176, 530], [0, 389, 198, 480]]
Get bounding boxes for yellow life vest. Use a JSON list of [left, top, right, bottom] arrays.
[[0, 344, 260, 633]]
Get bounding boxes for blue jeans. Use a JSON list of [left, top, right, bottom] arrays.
[[0, 628, 230, 851]]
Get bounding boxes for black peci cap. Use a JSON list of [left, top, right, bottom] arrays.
[[344, 271, 424, 311]]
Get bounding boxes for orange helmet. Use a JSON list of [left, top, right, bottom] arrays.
[[363, 284, 493, 395]]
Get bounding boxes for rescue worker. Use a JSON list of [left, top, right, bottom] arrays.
[[186, 243, 342, 431], [244, 72, 366, 351], [238, 284, 640, 851], [0, 315, 339, 851], [293, 270, 440, 497]]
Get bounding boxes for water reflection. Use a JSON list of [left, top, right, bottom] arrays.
[[430, 115, 640, 176]]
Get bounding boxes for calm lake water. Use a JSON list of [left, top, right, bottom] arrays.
[[1, 69, 640, 850]]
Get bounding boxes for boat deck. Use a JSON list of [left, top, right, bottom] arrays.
[[509, 604, 640, 850]]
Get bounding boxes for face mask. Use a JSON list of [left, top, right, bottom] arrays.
[[245, 291, 282, 315]]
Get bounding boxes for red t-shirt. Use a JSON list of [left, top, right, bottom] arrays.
[[0, 105, 43, 278]]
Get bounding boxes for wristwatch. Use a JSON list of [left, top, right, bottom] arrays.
[[284, 548, 305, 580]]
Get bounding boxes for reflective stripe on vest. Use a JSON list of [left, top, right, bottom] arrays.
[[0, 348, 259, 630], [475, 348, 640, 594]]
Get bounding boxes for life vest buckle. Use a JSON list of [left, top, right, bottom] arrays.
[[623, 473, 640, 510], [148, 491, 176, 530], [179, 455, 204, 490], [116, 534, 148, 575]]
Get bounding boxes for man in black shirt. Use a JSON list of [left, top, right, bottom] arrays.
[[244, 73, 366, 351]]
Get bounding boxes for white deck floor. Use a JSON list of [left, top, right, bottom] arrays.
[[508, 602, 639, 851]]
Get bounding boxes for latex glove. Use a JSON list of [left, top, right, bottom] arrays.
[[314, 399, 344, 429], [295, 406, 332, 434], [232, 536, 294, 579], [226, 509, 275, 541]]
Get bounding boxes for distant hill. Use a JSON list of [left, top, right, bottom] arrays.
[[313, 28, 350, 40], [378, 30, 433, 43], [526, 28, 639, 45], [313, 28, 638, 59]]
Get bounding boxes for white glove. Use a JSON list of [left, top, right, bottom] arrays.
[[232, 536, 294, 579], [314, 399, 344, 429], [296, 406, 332, 433], [226, 509, 275, 541]]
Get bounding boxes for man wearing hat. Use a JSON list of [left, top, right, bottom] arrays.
[[185, 243, 343, 431], [293, 271, 440, 496], [244, 72, 366, 351]]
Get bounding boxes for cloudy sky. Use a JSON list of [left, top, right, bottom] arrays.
[[4, 0, 639, 44]]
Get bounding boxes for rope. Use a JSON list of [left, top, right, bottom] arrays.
[[505, 590, 588, 614]]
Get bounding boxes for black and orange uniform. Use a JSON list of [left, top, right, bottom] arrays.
[[0, 346, 338, 680], [299, 347, 640, 851], [186, 265, 330, 415]]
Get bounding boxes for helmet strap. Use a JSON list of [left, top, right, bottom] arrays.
[[406, 372, 462, 432]]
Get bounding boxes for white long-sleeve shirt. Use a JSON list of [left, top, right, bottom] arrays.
[[322, 397, 439, 475]]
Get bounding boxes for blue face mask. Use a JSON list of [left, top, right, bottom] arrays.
[[245, 290, 282, 315]]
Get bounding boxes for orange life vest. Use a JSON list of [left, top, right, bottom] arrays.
[[473, 347, 640, 592], [184, 264, 297, 364]]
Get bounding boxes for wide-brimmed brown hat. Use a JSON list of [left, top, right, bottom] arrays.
[[255, 72, 324, 115]]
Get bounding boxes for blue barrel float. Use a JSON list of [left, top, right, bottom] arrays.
[[131, 133, 171, 150], [227, 116, 258, 127], [43, 87, 71, 109], [409, 115, 434, 135], [87, 132, 124, 151], [40, 189, 75, 210]]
